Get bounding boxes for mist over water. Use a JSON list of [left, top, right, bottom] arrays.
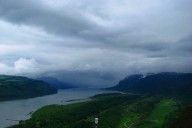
[[0, 88, 117, 128]]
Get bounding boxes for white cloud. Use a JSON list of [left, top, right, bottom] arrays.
[[14, 58, 39, 73], [0, 58, 44, 75], [0, 63, 12, 74]]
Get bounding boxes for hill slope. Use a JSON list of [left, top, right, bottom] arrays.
[[108, 72, 192, 98], [0, 75, 57, 101], [37, 77, 76, 89]]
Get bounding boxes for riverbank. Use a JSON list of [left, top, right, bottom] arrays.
[[9, 93, 180, 128], [0, 88, 117, 128]]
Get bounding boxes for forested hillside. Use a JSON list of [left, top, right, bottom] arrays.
[[109, 72, 192, 98], [0, 75, 57, 101]]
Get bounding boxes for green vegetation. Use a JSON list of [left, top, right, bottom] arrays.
[[10, 93, 180, 128], [90, 93, 123, 99], [0, 75, 57, 101], [118, 97, 160, 128], [137, 99, 178, 128]]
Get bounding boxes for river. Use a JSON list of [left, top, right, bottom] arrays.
[[0, 88, 117, 128]]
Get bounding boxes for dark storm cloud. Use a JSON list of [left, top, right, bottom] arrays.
[[0, 0, 192, 87], [41, 70, 118, 87], [0, 0, 94, 36], [176, 37, 192, 54]]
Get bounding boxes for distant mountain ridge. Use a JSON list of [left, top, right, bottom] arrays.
[[0, 75, 57, 101], [37, 77, 76, 89], [108, 72, 192, 97], [111, 74, 144, 91]]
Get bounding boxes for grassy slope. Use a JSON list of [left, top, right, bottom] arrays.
[[118, 97, 160, 128], [138, 99, 178, 128]]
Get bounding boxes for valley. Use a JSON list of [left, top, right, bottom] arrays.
[[1, 72, 192, 128], [10, 93, 181, 128]]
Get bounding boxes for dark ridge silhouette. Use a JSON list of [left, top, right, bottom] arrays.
[[0, 75, 57, 101], [108, 72, 192, 98]]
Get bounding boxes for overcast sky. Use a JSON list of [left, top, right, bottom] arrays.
[[0, 0, 191, 87]]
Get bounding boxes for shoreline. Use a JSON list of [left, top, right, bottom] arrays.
[[1, 89, 117, 128]]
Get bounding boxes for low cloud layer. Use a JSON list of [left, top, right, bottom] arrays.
[[0, 0, 191, 87]]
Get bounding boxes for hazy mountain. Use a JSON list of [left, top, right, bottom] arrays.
[[109, 74, 144, 90], [108, 72, 192, 97], [37, 77, 76, 89], [0, 75, 57, 101]]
